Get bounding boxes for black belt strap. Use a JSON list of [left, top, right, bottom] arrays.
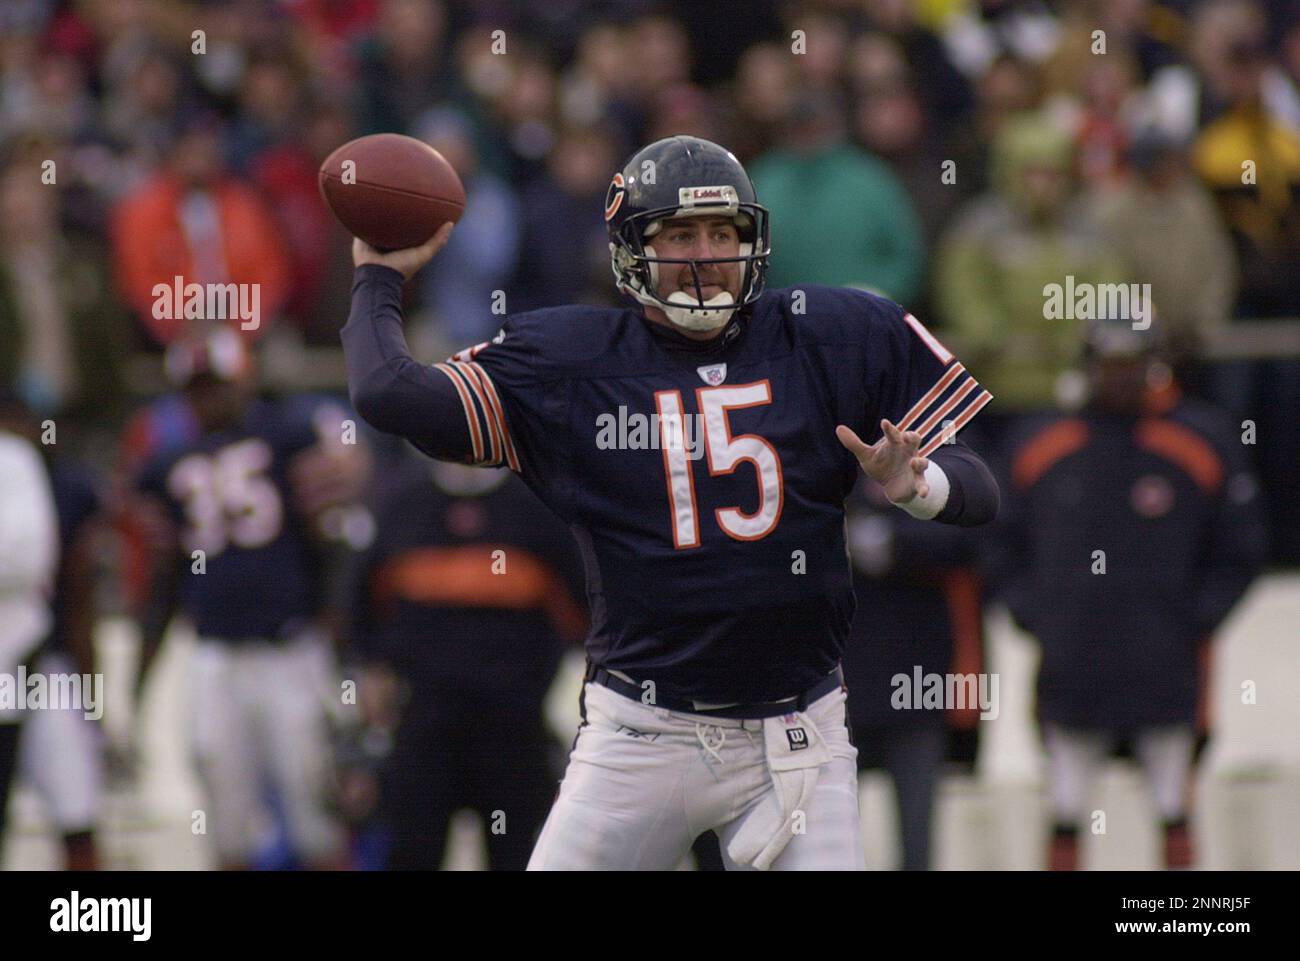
[[583, 662, 845, 720]]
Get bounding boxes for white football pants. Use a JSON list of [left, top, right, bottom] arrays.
[[189, 631, 343, 864], [528, 679, 865, 870]]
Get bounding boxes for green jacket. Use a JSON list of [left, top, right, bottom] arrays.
[[750, 144, 924, 303], [935, 197, 1127, 411]]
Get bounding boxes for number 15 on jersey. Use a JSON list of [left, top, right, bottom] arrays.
[[656, 380, 784, 549]]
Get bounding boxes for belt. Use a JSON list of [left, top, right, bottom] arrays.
[[584, 663, 845, 720]]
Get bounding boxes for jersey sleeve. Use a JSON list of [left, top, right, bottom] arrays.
[[343, 264, 475, 462], [864, 304, 993, 457], [342, 263, 566, 479], [436, 316, 562, 483]]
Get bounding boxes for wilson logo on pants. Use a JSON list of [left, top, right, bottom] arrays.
[[786, 728, 808, 751]]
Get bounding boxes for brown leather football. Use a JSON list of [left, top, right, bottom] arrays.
[[318, 133, 466, 251]]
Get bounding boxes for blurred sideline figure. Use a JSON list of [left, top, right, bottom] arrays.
[[0, 393, 105, 869], [129, 326, 365, 869], [991, 314, 1267, 870], [841, 463, 987, 871], [0, 425, 59, 852], [348, 454, 585, 870]]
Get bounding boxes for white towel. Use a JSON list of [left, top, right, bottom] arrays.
[[726, 709, 832, 870]]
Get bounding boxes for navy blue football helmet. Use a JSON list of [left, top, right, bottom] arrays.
[[605, 136, 770, 329]]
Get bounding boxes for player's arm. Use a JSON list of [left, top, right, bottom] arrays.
[[837, 298, 999, 526], [340, 227, 480, 460], [129, 491, 180, 700], [1189, 426, 1267, 639], [287, 400, 372, 535]]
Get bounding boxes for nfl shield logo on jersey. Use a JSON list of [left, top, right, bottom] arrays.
[[697, 363, 727, 386]]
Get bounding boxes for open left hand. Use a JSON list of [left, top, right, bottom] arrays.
[[836, 418, 930, 503]]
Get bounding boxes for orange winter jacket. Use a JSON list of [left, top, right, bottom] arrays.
[[111, 174, 291, 344]]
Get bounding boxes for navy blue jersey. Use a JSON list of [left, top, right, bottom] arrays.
[[349, 456, 586, 694], [422, 284, 992, 702], [136, 397, 338, 641]]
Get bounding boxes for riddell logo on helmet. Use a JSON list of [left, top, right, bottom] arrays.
[[678, 185, 738, 208]]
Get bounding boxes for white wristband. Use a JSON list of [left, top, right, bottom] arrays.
[[889, 461, 950, 520]]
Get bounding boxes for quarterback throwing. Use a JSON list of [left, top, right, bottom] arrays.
[[341, 136, 999, 870]]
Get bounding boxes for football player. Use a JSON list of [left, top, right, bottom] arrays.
[[992, 315, 1266, 869], [340, 136, 999, 870], [132, 326, 365, 870]]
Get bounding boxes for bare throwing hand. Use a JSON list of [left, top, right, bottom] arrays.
[[836, 418, 930, 503], [352, 221, 454, 281]]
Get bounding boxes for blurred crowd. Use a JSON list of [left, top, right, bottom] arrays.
[[0, 0, 1296, 870], [1, 0, 1298, 550]]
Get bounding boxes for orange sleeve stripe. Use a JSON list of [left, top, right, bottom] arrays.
[[433, 363, 484, 462], [919, 390, 993, 457], [898, 363, 966, 432], [914, 378, 979, 440], [1135, 419, 1224, 495], [451, 362, 503, 465], [466, 361, 521, 472], [1012, 419, 1090, 489]]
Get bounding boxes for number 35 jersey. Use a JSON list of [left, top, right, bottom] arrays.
[[438, 285, 992, 703], [136, 398, 338, 642]]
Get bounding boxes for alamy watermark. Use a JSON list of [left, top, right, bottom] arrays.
[[595, 406, 704, 459], [1043, 275, 1151, 329], [50, 891, 150, 941], [890, 667, 999, 720], [152, 276, 261, 330], [0, 667, 103, 720]]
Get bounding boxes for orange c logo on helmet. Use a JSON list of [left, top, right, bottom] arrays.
[[604, 172, 626, 222]]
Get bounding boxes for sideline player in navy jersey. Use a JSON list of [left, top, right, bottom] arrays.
[[341, 136, 999, 870], [133, 326, 364, 870]]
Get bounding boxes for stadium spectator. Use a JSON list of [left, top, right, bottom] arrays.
[[248, 102, 354, 338], [850, 33, 963, 318], [935, 111, 1126, 432], [0, 154, 130, 429], [557, 22, 641, 152], [856, 0, 974, 130], [352, 0, 454, 137], [109, 115, 291, 345], [1094, 125, 1237, 372], [101, 47, 189, 181], [511, 123, 619, 313], [414, 107, 520, 349], [728, 42, 797, 161], [1188, 0, 1300, 562], [750, 90, 925, 301]]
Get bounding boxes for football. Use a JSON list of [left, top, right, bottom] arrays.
[[318, 133, 466, 251]]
